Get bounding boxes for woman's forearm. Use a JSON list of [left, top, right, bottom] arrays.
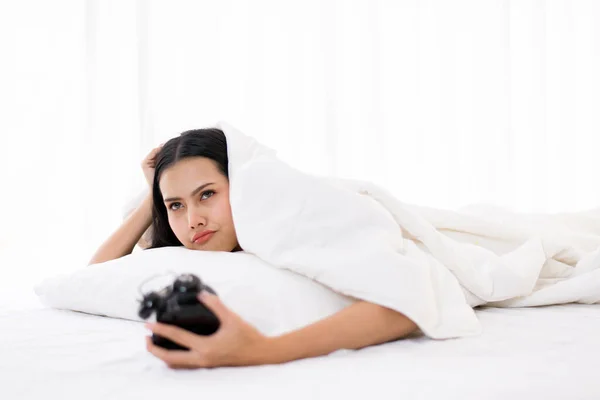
[[87, 194, 153, 265], [256, 301, 418, 365]]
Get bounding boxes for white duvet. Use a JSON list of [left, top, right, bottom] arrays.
[[218, 121, 600, 339]]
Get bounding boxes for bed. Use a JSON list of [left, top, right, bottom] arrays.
[[2, 282, 598, 400], [3, 142, 600, 400]]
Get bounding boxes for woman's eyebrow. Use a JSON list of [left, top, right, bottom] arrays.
[[163, 182, 215, 203]]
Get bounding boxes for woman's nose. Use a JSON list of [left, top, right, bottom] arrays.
[[188, 210, 207, 228]]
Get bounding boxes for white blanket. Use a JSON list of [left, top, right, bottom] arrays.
[[177, 121, 600, 339]]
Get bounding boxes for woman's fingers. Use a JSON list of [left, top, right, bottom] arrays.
[[145, 143, 164, 158], [142, 150, 156, 166], [198, 292, 230, 324], [141, 143, 166, 186], [145, 337, 200, 369], [147, 147, 161, 160], [142, 145, 163, 168], [146, 322, 200, 350]]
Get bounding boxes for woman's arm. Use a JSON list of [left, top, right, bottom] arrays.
[[87, 194, 153, 265], [145, 295, 420, 368], [255, 300, 418, 364], [88, 143, 163, 265]]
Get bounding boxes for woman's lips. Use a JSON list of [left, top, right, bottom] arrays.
[[193, 231, 215, 244]]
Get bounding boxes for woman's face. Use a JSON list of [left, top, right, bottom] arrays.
[[158, 156, 240, 252]]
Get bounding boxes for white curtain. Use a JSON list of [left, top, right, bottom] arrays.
[[2, 0, 600, 271]]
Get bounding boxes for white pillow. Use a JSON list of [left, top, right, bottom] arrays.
[[34, 247, 355, 336]]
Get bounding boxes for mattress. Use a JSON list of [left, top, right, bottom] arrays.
[[1, 287, 598, 400]]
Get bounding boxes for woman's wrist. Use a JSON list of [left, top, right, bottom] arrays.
[[138, 193, 154, 225], [244, 336, 294, 366]]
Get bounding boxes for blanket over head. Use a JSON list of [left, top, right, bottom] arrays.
[[139, 121, 600, 339]]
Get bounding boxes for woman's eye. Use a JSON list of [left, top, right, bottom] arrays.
[[168, 191, 214, 210], [200, 190, 215, 200], [169, 202, 182, 211]]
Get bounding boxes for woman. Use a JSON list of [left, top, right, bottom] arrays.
[[89, 128, 418, 369]]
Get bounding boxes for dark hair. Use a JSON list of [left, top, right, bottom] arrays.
[[148, 128, 229, 249]]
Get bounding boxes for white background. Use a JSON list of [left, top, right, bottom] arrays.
[[1, 0, 599, 274]]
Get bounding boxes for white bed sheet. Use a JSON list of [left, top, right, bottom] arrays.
[[1, 290, 599, 400]]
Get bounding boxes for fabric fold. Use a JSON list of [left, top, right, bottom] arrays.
[[216, 121, 600, 338]]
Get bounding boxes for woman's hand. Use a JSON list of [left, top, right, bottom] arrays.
[[144, 292, 270, 369], [141, 143, 165, 187]]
